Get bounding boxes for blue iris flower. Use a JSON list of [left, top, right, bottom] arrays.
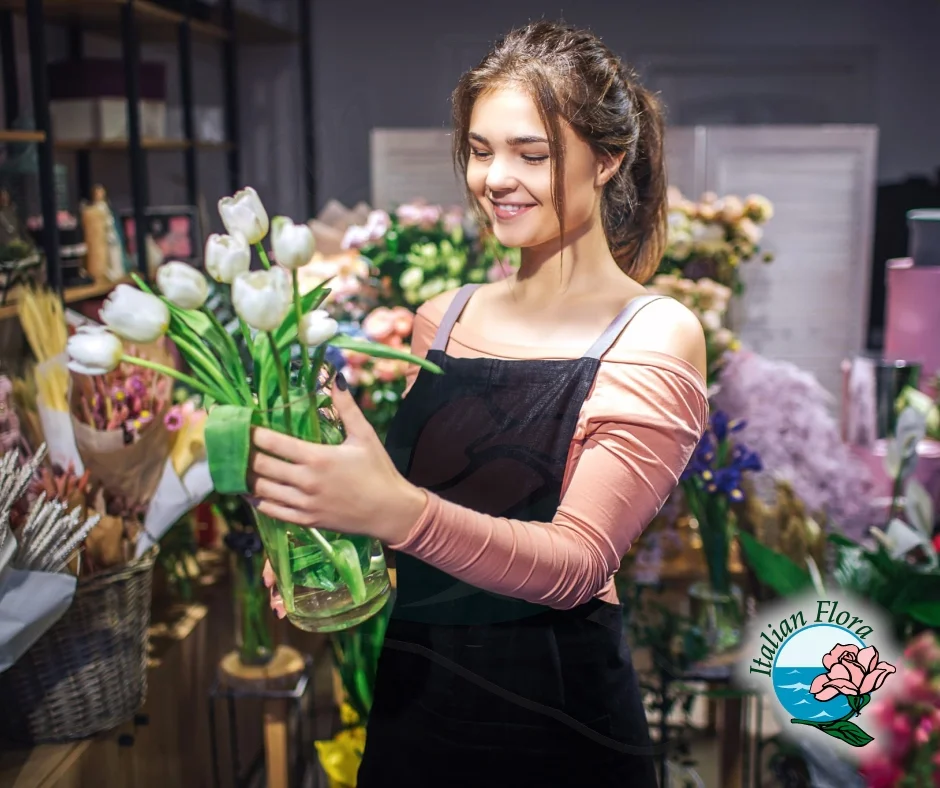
[[680, 409, 762, 499]]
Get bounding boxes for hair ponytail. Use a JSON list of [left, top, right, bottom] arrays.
[[603, 80, 667, 283]]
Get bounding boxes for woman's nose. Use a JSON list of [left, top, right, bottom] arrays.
[[484, 155, 518, 193]]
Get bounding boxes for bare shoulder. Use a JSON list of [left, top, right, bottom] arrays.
[[618, 295, 707, 378], [417, 287, 464, 326]]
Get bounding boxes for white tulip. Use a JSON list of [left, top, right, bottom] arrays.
[[157, 261, 209, 309], [218, 186, 269, 244], [67, 326, 124, 376], [298, 309, 339, 347], [270, 216, 315, 270], [231, 267, 292, 333], [99, 284, 170, 344], [205, 233, 251, 284]]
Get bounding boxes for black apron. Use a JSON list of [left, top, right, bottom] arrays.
[[357, 285, 662, 788]]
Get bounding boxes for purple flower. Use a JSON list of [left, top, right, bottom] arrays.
[[682, 409, 762, 502]]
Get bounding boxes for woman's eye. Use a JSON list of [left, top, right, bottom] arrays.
[[522, 154, 549, 164], [470, 149, 491, 161]]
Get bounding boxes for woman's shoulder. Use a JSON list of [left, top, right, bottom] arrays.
[[606, 294, 707, 382], [414, 286, 466, 327]]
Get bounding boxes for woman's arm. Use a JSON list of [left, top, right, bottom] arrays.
[[389, 356, 707, 609]]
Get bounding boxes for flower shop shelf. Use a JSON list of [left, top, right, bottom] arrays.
[[0, 130, 46, 144], [0, 0, 294, 45], [53, 139, 236, 152], [0, 279, 122, 321]]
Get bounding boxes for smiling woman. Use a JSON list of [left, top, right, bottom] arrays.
[[253, 18, 706, 788]]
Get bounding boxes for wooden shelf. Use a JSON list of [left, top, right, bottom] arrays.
[[54, 138, 235, 152], [0, 279, 120, 321], [0, 0, 295, 45], [0, 129, 45, 143], [0, 0, 227, 42]]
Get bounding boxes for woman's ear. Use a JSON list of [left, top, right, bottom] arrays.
[[596, 151, 626, 187]]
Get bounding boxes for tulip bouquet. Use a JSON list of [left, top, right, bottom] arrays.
[[68, 187, 440, 633], [660, 187, 774, 295]]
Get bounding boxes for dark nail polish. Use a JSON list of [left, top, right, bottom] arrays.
[[336, 373, 348, 392], [246, 496, 260, 507]]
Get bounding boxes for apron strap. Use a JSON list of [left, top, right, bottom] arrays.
[[583, 294, 668, 360], [430, 284, 483, 352]]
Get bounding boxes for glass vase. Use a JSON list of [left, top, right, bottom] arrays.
[[688, 581, 743, 655], [254, 509, 391, 633], [232, 544, 275, 666], [254, 377, 392, 633]]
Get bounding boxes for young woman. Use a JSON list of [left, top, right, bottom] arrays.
[[250, 20, 708, 787]]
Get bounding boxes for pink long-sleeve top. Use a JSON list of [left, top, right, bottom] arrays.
[[388, 293, 709, 610]]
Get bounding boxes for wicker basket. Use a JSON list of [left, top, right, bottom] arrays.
[[0, 547, 157, 744]]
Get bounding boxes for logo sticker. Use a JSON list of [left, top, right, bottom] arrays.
[[737, 591, 901, 754]]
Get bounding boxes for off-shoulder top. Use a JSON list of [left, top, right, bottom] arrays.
[[387, 292, 709, 609]]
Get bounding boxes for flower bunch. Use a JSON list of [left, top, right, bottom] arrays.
[[661, 187, 774, 293], [647, 273, 737, 383], [338, 306, 416, 440], [65, 187, 439, 621], [71, 360, 170, 438], [860, 632, 940, 788], [680, 409, 762, 595], [342, 199, 519, 307], [712, 348, 875, 540]]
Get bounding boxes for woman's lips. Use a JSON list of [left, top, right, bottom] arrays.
[[491, 201, 535, 221]]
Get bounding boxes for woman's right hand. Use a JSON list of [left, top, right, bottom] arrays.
[[262, 559, 286, 619]]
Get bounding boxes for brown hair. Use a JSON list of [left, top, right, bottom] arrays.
[[451, 21, 667, 283]]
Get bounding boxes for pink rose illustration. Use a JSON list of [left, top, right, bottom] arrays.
[[809, 644, 896, 701]]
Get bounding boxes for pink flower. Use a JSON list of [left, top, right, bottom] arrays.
[[871, 698, 896, 728], [809, 644, 896, 700], [858, 755, 904, 788], [389, 306, 414, 339], [397, 201, 441, 229], [164, 406, 185, 431], [372, 357, 408, 383], [363, 307, 396, 343], [901, 667, 932, 702], [341, 350, 371, 369], [915, 717, 933, 745]]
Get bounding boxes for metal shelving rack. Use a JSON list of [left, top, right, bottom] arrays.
[[0, 0, 315, 301]]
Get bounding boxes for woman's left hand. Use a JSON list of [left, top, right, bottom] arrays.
[[247, 376, 427, 544]]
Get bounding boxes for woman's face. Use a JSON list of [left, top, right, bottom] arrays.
[[465, 84, 603, 251]]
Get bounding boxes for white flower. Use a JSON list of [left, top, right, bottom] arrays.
[[156, 261, 209, 309], [99, 284, 169, 343], [399, 267, 424, 290], [231, 267, 292, 332], [67, 326, 124, 376], [737, 217, 763, 245], [205, 233, 251, 284], [218, 186, 269, 244], [270, 216, 315, 270], [298, 309, 339, 347], [700, 310, 722, 332]]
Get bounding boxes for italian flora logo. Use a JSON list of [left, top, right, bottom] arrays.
[[743, 597, 898, 750]]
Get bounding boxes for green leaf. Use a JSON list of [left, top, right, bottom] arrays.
[[828, 533, 862, 549], [204, 405, 255, 494], [848, 693, 871, 714], [332, 539, 367, 604], [891, 575, 940, 618], [737, 530, 812, 597], [328, 335, 443, 374], [819, 720, 874, 748], [898, 600, 940, 626]]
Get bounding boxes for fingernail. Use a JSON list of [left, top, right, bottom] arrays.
[[336, 372, 348, 392], [246, 496, 260, 507]]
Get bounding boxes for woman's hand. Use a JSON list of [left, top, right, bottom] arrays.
[[263, 559, 285, 619], [247, 376, 427, 545]]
